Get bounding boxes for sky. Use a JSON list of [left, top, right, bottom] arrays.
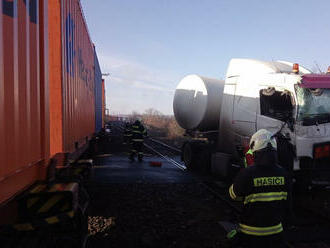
[[80, 0, 330, 115]]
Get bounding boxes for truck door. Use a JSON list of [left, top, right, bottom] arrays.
[[232, 82, 258, 147], [217, 83, 236, 153], [256, 86, 293, 133]]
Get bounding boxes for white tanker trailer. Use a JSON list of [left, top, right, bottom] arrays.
[[173, 59, 330, 186]]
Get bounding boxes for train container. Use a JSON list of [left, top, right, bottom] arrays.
[[0, 0, 49, 206], [49, 0, 63, 156], [94, 47, 103, 132], [59, 0, 96, 153], [49, 0, 101, 156], [0, 0, 103, 206], [102, 79, 105, 127]]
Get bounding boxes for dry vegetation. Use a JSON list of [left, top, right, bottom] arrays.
[[130, 108, 186, 148]]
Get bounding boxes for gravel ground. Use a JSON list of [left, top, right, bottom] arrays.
[[87, 183, 234, 248]]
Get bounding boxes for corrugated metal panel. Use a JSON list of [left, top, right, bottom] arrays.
[[0, 1, 4, 186], [0, 0, 49, 204], [61, 0, 95, 152], [48, 0, 63, 156], [102, 79, 105, 127], [94, 47, 102, 132], [40, 0, 49, 162]]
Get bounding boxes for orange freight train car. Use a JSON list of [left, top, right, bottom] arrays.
[[102, 79, 105, 127], [49, 0, 96, 156], [0, 0, 49, 207], [0, 0, 102, 208]]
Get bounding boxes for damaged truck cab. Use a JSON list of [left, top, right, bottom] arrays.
[[174, 59, 330, 186]]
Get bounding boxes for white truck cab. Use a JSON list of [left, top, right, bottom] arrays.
[[174, 59, 330, 186]]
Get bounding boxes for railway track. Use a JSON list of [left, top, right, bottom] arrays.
[[144, 134, 242, 215], [143, 142, 186, 171], [147, 137, 181, 153], [113, 122, 242, 216], [111, 121, 330, 247], [145, 137, 330, 247]]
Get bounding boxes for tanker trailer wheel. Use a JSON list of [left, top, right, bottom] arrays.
[[182, 142, 198, 170]]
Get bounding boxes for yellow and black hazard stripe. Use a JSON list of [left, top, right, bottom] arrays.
[[26, 194, 72, 215], [29, 184, 47, 194], [1, 211, 76, 232], [72, 167, 84, 176], [56, 166, 90, 179], [25, 183, 77, 216]]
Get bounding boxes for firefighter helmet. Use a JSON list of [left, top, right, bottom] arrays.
[[250, 129, 277, 153], [134, 119, 141, 125]]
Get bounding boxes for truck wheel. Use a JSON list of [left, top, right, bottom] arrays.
[[182, 142, 197, 170], [199, 148, 211, 172]]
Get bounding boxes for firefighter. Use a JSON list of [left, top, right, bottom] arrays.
[[228, 129, 292, 247], [123, 122, 132, 144], [129, 120, 147, 162]]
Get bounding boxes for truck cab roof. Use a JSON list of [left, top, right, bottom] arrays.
[[226, 59, 311, 78]]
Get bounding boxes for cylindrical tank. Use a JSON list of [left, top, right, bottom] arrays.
[[173, 75, 225, 131]]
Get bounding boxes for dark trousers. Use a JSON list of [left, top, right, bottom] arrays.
[[123, 135, 130, 144], [130, 141, 143, 158], [240, 233, 283, 248]]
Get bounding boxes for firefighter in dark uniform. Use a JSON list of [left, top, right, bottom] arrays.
[[129, 120, 147, 162], [229, 129, 292, 247], [123, 122, 132, 144]]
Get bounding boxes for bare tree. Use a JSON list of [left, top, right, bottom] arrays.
[[144, 108, 163, 116], [130, 111, 140, 122]]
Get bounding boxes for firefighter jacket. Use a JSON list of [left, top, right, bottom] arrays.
[[229, 150, 292, 237], [124, 125, 132, 137], [131, 123, 147, 142]]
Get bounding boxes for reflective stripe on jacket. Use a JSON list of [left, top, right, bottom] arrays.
[[239, 223, 283, 236], [228, 151, 291, 236], [243, 191, 287, 205], [131, 123, 147, 141]]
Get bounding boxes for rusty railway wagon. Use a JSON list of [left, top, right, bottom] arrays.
[[0, 0, 104, 246]]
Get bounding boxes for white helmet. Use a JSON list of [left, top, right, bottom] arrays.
[[250, 129, 277, 153]]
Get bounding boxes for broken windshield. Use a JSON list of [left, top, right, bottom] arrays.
[[296, 86, 330, 125]]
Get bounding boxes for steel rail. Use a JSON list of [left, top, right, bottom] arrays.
[[148, 138, 181, 153], [145, 137, 242, 214], [114, 122, 241, 214], [114, 123, 184, 170], [110, 122, 330, 247], [199, 182, 242, 215], [143, 143, 186, 171]]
